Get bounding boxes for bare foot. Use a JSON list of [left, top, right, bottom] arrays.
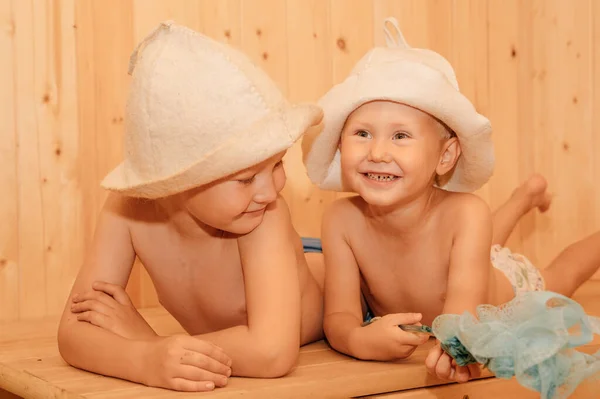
[[512, 174, 552, 213]]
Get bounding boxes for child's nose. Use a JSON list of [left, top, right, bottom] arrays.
[[368, 140, 392, 163], [254, 176, 278, 204]]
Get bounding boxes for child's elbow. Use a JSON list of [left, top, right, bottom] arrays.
[[253, 341, 299, 378], [57, 321, 78, 366]]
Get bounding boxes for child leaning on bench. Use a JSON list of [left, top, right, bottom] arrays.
[[302, 17, 600, 386], [58, 21, 325, 392]]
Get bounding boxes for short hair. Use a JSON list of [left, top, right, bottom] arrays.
[[435, 118, 456, 140]]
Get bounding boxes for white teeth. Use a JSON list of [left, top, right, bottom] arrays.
[[366, 173, 398, 182]]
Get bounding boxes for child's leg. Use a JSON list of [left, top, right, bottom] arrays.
[[491, 174, 552, 246], [540, 231, 600, 297]]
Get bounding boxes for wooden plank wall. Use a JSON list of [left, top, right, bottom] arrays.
[[1, 0, 599, 321]]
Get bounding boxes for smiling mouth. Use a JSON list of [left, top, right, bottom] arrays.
[[363, 172, 400, 182]]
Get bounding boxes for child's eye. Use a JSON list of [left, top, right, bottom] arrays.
[[356, 130, 371, 138], [274, 160, 284, 169], [238, 175, 256, 185], [393, 132, 409, 140]]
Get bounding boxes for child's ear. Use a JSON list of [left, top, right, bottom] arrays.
[[436, 137, 461, 176]]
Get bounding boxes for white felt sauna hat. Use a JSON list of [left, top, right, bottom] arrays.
[[302, 17, 494, 193], [101, 21, 323, 198]]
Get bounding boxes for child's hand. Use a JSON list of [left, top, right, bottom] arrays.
[[425, 342, 481, 383], [355, 313, 430, 361], [71, 281, 157, 340], [142, 335, 232, 391]]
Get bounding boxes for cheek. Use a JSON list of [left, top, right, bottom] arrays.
[[273, 168, 287, 193], [224, 188, 255, 213], [187, 186, 249, 221], [396, 146, 437, 169], [340, 143, 364, 167]]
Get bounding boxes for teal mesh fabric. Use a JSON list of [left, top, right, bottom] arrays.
[[431, 291, 600, 399]]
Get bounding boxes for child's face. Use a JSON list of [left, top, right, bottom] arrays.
[[339, 101, 459, 207], [181, 151, 287, 234]]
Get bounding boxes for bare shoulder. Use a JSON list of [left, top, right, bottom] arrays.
[[321, 196, 367, 252], [439, 191, 492, 232], [101, 192, 164, 225], [323, 195, 364, 228], [440, 191, 491, 216]]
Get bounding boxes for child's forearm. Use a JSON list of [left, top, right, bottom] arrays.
[[323, 313, 365, 359], [58, 319, 147, 383], [196, 324, 298, 378], [442, 293, 480, 318]]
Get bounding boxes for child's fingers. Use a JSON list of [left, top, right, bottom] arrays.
[[434, 353, 453, 380], [425, 343, 443, 374], [176, 364, 228, 387], [76, 311, 109, 329], [181, 337, 232, 367], [387, 313, 422, 326], [92, 281, 132, 306], [180, 351, 232, 378], [170, 377, 216, 392], [454, 365, 470, 383], [71, 299, 112, 316], [179, 362, 229, 387], [467, 363, 481, 378], [72, 291, 116, 309], [395, 330, 430, 346], [394, 344, 419, 359]]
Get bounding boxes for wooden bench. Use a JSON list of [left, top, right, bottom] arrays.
[[1, 281, 598, 398]]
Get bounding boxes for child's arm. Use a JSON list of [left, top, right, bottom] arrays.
[[322, 201, 427, 361], [194, 196, 302, 378], [425, 194, 491, 383], [443, 195, 492, 316], [58, 193, 143, 376], [58, 194, 231, 392]]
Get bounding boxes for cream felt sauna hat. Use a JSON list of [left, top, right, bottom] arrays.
[[302, 18, 494, 193], [101, 21, 323, 198]]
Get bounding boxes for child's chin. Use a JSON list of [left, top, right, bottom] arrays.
[[226, 217, 263, 235], [360, 191, 403, 208]]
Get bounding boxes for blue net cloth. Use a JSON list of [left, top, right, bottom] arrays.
[[431, 291, 600, 399]]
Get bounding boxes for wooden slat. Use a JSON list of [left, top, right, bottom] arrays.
[[132, 0, 202, 36], [0, 388, 21, 399], [487, 0, 527, 252], [198, 0, 241, 47], [283, 0, 336, 237], [0, 0, 19, 321], [369, 375, 597, 398], [330, 0, 374, 85], [34, 0, 83, 317], [593, 0, 600, 280], [73, 0, 100, 279], [528, 0, 594, 270], [13, 0, 47, 319], [368, 377, 539, 398], [240, 0, 288, 95]]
